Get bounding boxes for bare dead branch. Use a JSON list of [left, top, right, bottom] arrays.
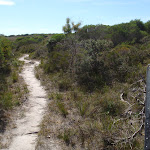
[[113, 107, 145, 145], [120, 93, 131, 106]]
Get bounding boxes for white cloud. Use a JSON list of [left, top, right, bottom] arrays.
[[0, 0, 15, 6]]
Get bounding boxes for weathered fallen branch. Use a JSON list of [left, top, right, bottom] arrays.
[[120, 93, 131, 106], [113, 107, 145, 145], [120, 93, 135, 116], [110, 78, 146, 146], [113, 119, 144, 144], [25, 131, 39, 135], [131, 95, 145, 106]]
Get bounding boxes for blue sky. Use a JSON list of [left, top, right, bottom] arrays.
[[0, 0, 150, 35]]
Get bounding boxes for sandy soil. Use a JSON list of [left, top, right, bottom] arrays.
[[4, 55, 47, 150]]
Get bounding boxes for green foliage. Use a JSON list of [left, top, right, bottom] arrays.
[[76, 100, 88, 117], [78, 20, 148, 45], [109, 21, 144, 45], [43, 19, 150, 91], [75, 42, 150, 90], [58, 129, 71, 145], [0, 36, 24, 113], [57, 101, 68, 117], [40, 20, 149, 150], [47, 34, 65, 52], [0, 37, 13, 111], [63, 18, 72, 34], [49, 34, 65, 43], [16, 35, 44, 47], [140, 35, 150, 44], [79, 24, 109, 40], [12, 59, 20, 68], [19, 44, 37, 53], [145, 20, 150, 34], [58, 78, 72, 92], [43, 51, 70, 73], [72, 22, 81, 33], [12, 71, 18, 83], [55, 93, 63, 100], [81, 39, 113, 53], [100, 93, 125, 116], [0, 37, 12, 74], [14, 35, 45, 54], [130, 19, 146, 31], [0, 92, 13, 110], [62, 18, 81, 34]]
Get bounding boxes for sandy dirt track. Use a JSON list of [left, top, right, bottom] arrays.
[[6, 55, 47, 150]]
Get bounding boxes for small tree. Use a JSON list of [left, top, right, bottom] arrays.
[[62, 18, 72, 34], [62, 18, 81, 34], [72, 22, 81, 33]]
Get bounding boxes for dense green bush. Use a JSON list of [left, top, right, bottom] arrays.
[[57, 101, 68, 117], [43, 19, 150, 91], [109, 21, 145, 45], [15, 35, 45, 52], [0, 37, 13, 112], [47, 34, 65, 52], [58, 78, 72, 92], [100, 93, 125, 116], [38, 19, 149, 149], [130, 19, 146, 31], [0, 37, 12, 74], [81, 39, 113, 53], [43, 51, 70, 73], [16, 35, 44, 45], [145, 21, 150, 34], [0, 92, 13, 110], [78, 24, 109, 40]]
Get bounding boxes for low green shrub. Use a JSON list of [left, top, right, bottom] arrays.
[[78, 101, 88, 117], [58, 129, 71, 146], [0, 92, 13, 110], [55, 93, 63, 100], [12, 59, 20, 68], [58, 78, 72, 92], [100, 93, 125, 116], [47, 34, 65, 52], [15, 35, 44, 48], [12, 71, 18, 83], [57, 101, 68, 117], [43, 51, 70, 73]]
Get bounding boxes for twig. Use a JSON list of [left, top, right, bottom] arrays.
[[114, 119, 144, 144], [120, 93, 131, 106], [113, 107, 145, 144], [25, 131, 39, 135]]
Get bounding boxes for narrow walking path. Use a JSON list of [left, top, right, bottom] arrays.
[[7, 55, 47, 150]]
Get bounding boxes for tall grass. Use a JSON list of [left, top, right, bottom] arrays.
[[57, 101, 68, 118], [0, 92, 13, 109]]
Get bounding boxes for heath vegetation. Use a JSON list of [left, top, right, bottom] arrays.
[[33, 19, 149, 149], [1, 18, 150, 149]]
